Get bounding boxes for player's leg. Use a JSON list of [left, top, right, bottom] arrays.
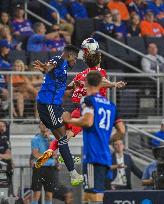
[[83, 163, 107, 202], [36, 103, 83, 185], [51, 125, 83, 185], [47, 108, 82, 152], [48, 109, 82, 164]]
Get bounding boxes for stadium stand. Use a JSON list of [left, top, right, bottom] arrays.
[[8, 50, 27, 64], [126, 36, 146, 62], [0, 0, 163, 203]]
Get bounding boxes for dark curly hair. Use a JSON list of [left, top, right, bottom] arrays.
[[83, 51, 101, 67]]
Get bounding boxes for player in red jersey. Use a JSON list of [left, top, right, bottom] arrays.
[[65, 51, 126, 137], [35, 51, 126, 168]]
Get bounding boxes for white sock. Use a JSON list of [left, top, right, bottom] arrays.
[[70, 169, 78, 177]]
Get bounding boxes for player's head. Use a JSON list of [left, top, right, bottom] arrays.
[[63, 44, 79, 67], [83, 51, 101, 67], [86, 71, 102, 94]]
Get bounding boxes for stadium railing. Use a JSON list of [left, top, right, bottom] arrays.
[[24, 0, 60, 26], [0, 71, 164, 124], [125, 124, 164, 162], [95, 31, 161, 74], [95, 31, 161, 97]]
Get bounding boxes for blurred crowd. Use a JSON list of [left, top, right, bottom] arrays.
[[0, 0, 163, 56], [0, 0, 163, 119]]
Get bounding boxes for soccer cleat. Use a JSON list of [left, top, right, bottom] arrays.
[[71, 173, 84, 186], [35, 149, 53, 168], [58, 155, 65, 164], [72, 156, 81, 164]]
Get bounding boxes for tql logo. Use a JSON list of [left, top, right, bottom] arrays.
[[114, 201, 136, 204], [141, 199, 152, 204]]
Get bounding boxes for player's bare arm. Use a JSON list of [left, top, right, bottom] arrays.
[[65, 80, 83, 96], [66, 80, 84, 90], [33, 60, 56, 73], [101, 77, 127, 89], [63, 111, 94, 128], [64, 81, 76, 97], [110, 121, 125, 142]]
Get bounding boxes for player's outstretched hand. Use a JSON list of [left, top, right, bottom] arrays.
[[62, 111, 71, 123], [115, 81, 127, 88], [33, 60, 46, 72]]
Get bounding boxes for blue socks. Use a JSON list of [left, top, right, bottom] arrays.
[[58, 135, 74, 171]]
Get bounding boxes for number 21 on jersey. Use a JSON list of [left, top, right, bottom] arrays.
[[98, 107, 111, 130]]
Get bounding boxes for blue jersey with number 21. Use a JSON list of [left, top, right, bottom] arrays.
[[81, 93, 119, 166]]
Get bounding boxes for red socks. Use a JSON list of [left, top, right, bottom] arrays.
[[49, 139, 58, 151]]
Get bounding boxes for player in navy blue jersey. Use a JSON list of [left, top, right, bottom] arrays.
[[63, 71, 125, 199], [33, 44, 83, 186]]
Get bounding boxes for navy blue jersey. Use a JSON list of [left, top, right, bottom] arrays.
[[81, 93, 120, 166], [37, 56, 68, 105]]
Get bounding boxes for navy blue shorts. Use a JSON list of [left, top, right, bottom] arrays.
[[83, 163, 108, 193], [37, 102, 65, 131]]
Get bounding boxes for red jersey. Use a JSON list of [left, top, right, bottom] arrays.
[[72, 67, 107, 103]]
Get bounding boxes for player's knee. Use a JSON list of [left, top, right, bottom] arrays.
[[64, 192, 73, 204]]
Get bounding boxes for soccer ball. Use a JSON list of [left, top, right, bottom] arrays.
[[81, 38, 99, 54]]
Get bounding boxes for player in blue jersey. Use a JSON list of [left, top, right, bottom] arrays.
[[33, 44, 83, 186], [63, 71, 125, 199]]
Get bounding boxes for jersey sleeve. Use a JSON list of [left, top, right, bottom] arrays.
[[49, 56, 60, 66], [48, 56, 64, 72], [80, 96, 94, 116], [100, 68, 107, 78], [73, 72, 82, 82]]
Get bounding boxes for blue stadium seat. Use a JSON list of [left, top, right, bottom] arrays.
[[73, 19, 95, 46], [8, 50, 27, 64], [70, 59, 88, 73], [106, 38, 129, 61], [126, 37, 146, 62], [49, 51, 62, 59], [28, 51, 49, 64]]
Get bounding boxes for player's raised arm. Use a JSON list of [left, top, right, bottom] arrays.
[[101, 77, 127, 89], [33, 59, 57, 74], [63, 110, 94, 128]]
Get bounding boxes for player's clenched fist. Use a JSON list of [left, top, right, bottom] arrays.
[[115, 81, 127, 88]]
